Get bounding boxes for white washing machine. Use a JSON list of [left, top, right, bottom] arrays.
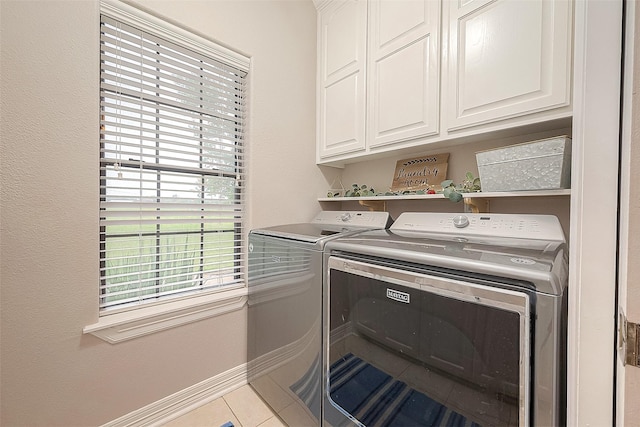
[[247, 211, 392, 423]]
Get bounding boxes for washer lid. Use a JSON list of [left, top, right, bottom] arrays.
[[251, 223, 364, 244], [250, 211, 392, 244]]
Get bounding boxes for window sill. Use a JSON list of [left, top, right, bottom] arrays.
[[83, 287, 248, 344]]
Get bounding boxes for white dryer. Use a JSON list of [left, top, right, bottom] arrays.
[[323, 212, 568, 427]]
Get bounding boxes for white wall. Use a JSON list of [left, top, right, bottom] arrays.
[[621, 1, 640, 422], [0, 0, 323, 425], [624, 75, 640, 426]]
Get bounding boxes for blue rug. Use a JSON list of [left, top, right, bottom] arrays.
[[328, 353, 482, 427]]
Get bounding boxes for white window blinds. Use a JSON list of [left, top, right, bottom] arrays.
[[99, 13, 248, 312]]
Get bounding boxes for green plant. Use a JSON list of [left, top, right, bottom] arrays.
[[345, 184, 375, 197], [441, 172, 481, 202]]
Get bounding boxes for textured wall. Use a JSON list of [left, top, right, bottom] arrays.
[[0, 0, 321, 425]]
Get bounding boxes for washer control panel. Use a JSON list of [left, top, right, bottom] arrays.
[[312, 211, 391, 228], [392, 212, 565, 242]]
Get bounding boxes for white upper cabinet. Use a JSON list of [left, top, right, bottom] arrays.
[[317, 0, 367, 159], [316, 0, 439, 162], [367, 0, 441, 148], [315, 0, 573, 165], [445, 0, 573, 131]]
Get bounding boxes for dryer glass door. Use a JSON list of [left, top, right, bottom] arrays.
[[324, 256, 531, 427]]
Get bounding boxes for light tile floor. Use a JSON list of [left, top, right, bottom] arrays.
[[162, 384, 286, 427]]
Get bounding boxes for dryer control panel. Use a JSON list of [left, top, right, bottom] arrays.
[[391, 212, 565, 242]]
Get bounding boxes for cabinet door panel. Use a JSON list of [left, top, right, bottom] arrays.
[[372, 38, 432, 140], [318, 0, 367, 159], [378, 0, 426, 47], [323, 73, 366, 156], [447, 0, 572, 131], [323, 0, 365, 83], [462, 1, 543, 108], [368, 0, 440, 148]]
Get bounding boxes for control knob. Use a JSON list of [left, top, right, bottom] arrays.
[[452, 215, 470, 228], [340, 213, 352, 222]]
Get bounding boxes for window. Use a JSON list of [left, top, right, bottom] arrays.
[[99, 7, 248, 312]]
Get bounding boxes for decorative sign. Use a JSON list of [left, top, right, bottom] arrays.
[[390, 153, 449, 191]]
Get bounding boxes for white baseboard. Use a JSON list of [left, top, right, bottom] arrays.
[[101, 363, 248, 427], [102, 319, 324, 427]]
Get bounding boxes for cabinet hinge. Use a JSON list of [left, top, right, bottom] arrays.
[[620, 312, 640, 367]]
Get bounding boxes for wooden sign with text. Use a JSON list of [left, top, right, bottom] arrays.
[[390, 153, 449, 191]]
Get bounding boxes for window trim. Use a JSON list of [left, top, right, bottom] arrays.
[[100, 0, 250, 72], [86, 0, 250, 343], [84, 287, 248, 343]]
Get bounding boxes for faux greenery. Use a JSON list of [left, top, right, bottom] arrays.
[[344, 185, 430, 197], [345, 183, 375, 197], [441, 172, 481, 202], [332, 174, 480, 200], [382, 189, 428, 196]]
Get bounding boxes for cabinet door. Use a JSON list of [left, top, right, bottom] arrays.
[[367, 0, 440, 148], [318, 0, 367, 160], [446, 0, 572, 131]]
